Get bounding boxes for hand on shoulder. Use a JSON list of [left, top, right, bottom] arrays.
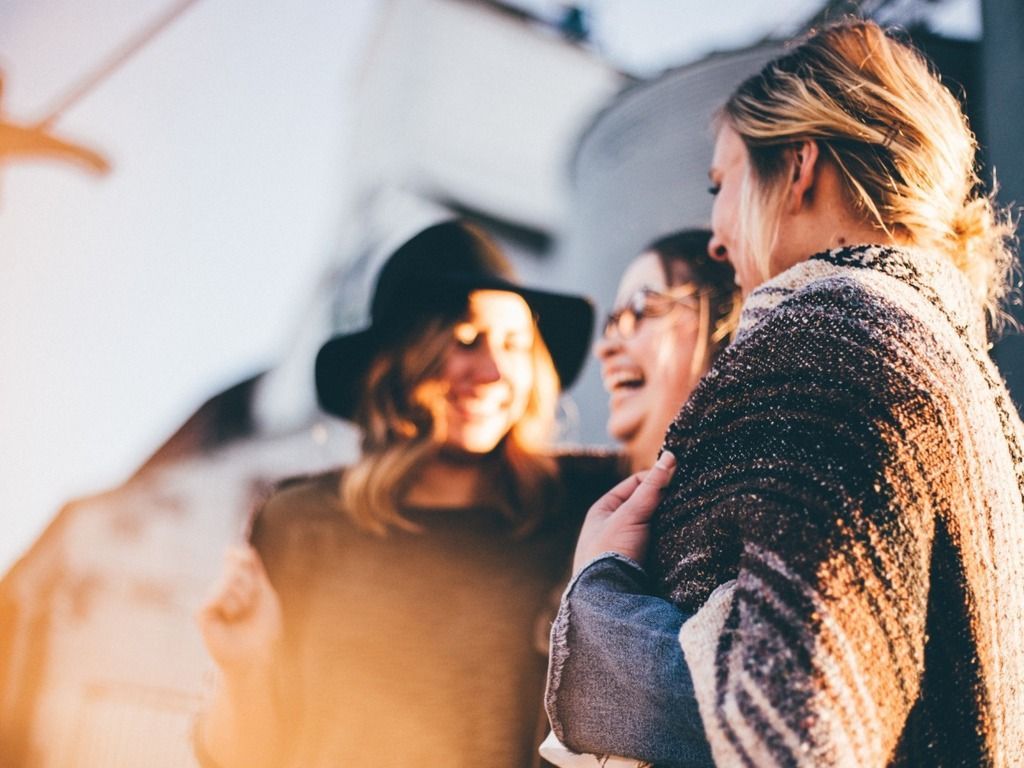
[[572, 451, 676, 575], [197, 545, 283, 674]]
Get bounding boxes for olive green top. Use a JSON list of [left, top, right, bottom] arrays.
[[250, 452, 619, 768]]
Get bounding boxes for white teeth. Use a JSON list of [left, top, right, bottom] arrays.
[[603, 369, 645, 391]]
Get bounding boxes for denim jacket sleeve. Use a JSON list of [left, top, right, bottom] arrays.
[[545, 553, 714, 768]]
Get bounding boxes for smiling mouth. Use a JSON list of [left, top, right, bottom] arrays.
[[450, 397, 507, 418], [603, 369, 646, 393]]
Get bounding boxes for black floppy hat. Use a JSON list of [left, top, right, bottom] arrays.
[[315, 221, 594, 420]]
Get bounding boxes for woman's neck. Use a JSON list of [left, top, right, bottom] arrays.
[[403, 452, 492, 508], [773, 158, 903, 276]]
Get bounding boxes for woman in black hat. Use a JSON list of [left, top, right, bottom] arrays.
[[193, 220, 617, 768]]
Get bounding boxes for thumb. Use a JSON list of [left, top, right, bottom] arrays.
[[618, 450, 676, 523], [642, 450, 676, 490]]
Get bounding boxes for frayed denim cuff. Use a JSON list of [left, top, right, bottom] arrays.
[[568, 552, 649, 595], [544, 553, 713, 767], [546, 553, 649, 740]]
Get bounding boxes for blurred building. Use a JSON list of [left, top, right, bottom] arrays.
[[555, 44, 782, 443], [982, 0, 1024, 409]]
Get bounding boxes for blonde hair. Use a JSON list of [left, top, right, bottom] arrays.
[[721, 19, 1016, 327], [340, 313, 560, 536]]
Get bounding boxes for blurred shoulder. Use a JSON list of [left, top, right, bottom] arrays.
[[248, 470, 350, 594], [251, 469, 346, 551]]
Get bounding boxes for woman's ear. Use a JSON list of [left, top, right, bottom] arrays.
[[787, 139, 820, 212]]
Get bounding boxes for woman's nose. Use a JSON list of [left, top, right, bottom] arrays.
[[470, 345, 503, 384]]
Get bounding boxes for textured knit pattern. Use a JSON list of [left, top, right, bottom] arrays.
[[652, 245, 1024, 767]]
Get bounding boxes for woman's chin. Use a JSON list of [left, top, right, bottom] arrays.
[[607, 413, 642, 449], [440, 429, 510, 458], [437, 444, 497, 464]]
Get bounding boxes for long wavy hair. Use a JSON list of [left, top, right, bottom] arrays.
[[720, 19, 1016, 329], [339, 312, 561, 537]]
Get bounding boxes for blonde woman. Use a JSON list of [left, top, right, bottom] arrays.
[[194, 221, 617, 768], [548, 20, 1024, 768]]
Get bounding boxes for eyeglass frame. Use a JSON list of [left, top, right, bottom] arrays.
[[602, 284, 714, 340]]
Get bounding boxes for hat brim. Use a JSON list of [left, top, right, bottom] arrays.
[[315, 327, 385, 420], [315, 277, 593, 420]]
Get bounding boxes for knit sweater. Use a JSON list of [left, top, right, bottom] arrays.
[[651, 245, 1024, 767]]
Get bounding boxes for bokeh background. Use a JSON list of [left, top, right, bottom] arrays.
[[0, 1, 1020, 764]]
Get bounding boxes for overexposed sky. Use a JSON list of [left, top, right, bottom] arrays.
[[502, 0, 980, 75], [0, 0, 380, 573]]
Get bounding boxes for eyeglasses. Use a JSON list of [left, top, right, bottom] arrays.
[[602, 285, 705, 340]]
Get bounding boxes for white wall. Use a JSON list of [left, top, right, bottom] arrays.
[[0, 0, 380, 574]]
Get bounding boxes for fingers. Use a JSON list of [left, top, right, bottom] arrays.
[[588, 472, 647, 517], [641, 450, 677, 490], [199, 545, 267, 623], [586, 450, 678, 522], [572, 451, 678, 572], [616, 450, 678, 525]]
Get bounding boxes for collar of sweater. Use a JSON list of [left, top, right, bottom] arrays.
[[735, 243, 987, 348]]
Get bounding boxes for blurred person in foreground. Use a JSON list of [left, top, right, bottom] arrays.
[[193, 220, 617, 768], [544, 19, 1024, 768]]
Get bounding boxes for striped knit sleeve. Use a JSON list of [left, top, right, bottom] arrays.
[[654, 284, 945, 766]]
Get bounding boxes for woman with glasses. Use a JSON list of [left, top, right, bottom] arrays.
[[596, 229, 737, 473], [542, 230, 736, 768]]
